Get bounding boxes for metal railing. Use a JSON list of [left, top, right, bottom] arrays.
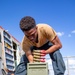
[[46, 56, 75, 75]]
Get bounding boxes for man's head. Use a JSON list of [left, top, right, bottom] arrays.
[[20, 16, 38, 42], [20, 16, 36, 31]]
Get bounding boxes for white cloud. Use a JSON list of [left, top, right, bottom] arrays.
[[46, 59, 52, 65], [56, 32, 64, 37], [68, 59, 75, 65], [68, 34, 71, 37], [6, 30, 8, 32], [71, 30, 75, 33], [68, 59, 75, 68], [46, 59, 52, 69]]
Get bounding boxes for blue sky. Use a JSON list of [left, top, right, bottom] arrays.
[[0, 0, 75, 56]]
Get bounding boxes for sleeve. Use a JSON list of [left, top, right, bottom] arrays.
[[42, 24, 57, 41], [21, 36, 31, 53]]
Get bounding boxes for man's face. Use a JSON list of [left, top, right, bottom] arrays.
[[24, 27, 38, 42]]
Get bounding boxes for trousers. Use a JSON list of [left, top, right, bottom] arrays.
[[49, 50, 66, 75]]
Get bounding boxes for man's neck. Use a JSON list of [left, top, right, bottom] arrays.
[[35, 34, 38, 43]]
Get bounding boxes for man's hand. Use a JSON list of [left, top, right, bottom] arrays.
[[33, 50, 46, 56], [40, 50, 46, 56], [33, 58, 45, 62], [40, 58, 45, 62], [25, 50, 34, 63]]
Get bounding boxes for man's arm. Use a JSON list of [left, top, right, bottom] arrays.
[[22, 37, 34, 63], [45, 36, 62, 54], [25, 50, 33, 63]]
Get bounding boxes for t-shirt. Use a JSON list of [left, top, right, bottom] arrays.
[[21, 24, 56, 52]]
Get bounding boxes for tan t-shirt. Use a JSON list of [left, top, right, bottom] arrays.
[[21, 24, 56, 52]]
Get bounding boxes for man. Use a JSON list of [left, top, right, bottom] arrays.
[[20, 16, 66, 75]]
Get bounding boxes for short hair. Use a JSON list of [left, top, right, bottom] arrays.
[[20, 16, 36, 31]]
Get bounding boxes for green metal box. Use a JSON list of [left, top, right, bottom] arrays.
[[27, 63, 48, 75]]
